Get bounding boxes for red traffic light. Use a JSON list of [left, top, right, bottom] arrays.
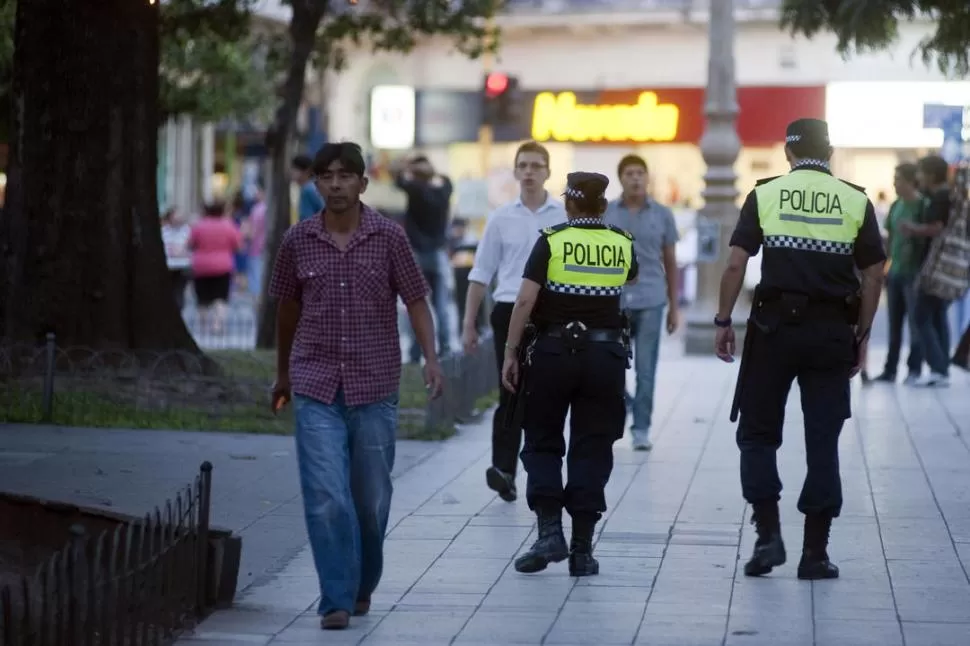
[[485, 73, 509, 98]]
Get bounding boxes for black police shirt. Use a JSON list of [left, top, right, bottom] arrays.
[[730, 165, 886, 301], [522, 221, 640, 329]]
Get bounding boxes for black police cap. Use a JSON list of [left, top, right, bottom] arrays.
[[563, 171, 610, 201], [785, 118, 830, 147]]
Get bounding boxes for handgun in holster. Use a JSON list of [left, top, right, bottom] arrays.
[[504, 323, 537, 432], [620, 309, 633, 368]]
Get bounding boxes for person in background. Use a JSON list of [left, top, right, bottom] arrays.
[[291, 154, 325, 223], [448, 218, 484, 334], [603, 154, 680, 451], [393, 153, 454, 362], [902, 155, 953, 387], [269, 142, 444, 631], [189, 201, 242, 334], [873, 163, 923, 385], [462, 141, 566, 503], [247, 185, 268, 308], [161, 206, 191, 311], [231, 191, 251, 293]]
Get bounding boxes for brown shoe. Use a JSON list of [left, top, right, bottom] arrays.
[[321, 610, 350, 630], [354, 598, 371, 616]]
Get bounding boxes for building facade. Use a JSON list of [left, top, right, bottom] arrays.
[[327, 5, 958, 213]]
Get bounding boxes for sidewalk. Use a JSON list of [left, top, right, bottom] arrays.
[[0, 425, 438, 591], [177, 348, 970, 646]]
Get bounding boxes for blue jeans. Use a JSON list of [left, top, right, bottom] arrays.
[[629, 306, 665, 441], [408, 250, 452, 363], [908, 282, 951, 376], [294, 390, 398, 616], [883, 272, 922, 377]]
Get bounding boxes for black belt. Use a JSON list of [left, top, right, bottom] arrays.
[[543, 326, 623, 343]]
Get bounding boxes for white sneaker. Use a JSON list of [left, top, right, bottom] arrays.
[[903, 374, 921, 386], [922, 372, 950, 388]]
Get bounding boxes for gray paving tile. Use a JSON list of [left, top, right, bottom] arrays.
[[456, 610, 558, 643], [814, 619, 904, 646], [363, 608, 474, 642], [893, 585, 970, 622], [635, 616, 726, 645], [902, 621, 970, 646], [546, 608, 643, 644]]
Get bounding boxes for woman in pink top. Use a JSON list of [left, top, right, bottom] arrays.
[[189, 201, 242, 333]]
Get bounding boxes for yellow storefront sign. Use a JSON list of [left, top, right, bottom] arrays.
[[531, 91, 680, 143]]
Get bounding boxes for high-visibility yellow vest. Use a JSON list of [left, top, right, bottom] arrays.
[[542, 221, 634, 296], [754, 169, 868, 254]]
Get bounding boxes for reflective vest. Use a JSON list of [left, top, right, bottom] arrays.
[[754, 169, 868, 255], [542, 222, 634, 296]]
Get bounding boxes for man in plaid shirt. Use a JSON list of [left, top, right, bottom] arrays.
[[269, 142, 444, 631]]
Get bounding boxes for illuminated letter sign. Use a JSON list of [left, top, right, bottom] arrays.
[[531, 91, 680, 143]]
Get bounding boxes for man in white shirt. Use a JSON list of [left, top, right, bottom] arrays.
[[462, 141, 567, 502]]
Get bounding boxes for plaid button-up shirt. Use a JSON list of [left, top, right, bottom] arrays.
[[269, 205, 429, 406]]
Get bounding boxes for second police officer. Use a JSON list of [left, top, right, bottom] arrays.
[[714, 119, 886, 580], [500, 172, 638, 577]]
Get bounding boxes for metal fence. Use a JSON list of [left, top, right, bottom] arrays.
[[0, 331, 497, 438], [0, 463, 213, 646]]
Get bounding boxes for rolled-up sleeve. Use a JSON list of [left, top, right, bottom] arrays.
[[389, 226, 430, 305], [853, 201, 888, 270], [730, 191, 763, 256], [661, 206, 680, 246], [467, 209, 502, 285], [269, 230, 301, 302]]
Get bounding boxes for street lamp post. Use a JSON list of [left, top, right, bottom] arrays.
[[683, 0, 746, 354]]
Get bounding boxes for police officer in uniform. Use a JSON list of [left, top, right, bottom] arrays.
[[500, 172, 638, 577], [714, 119, 886, 580]]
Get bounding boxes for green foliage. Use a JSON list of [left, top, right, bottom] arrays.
[[160, 0, 283, 121], [781, 0, 970, 77], [311, 0, 500, 72]]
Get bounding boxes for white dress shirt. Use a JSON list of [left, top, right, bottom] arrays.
[[468, 193, 567, 303]]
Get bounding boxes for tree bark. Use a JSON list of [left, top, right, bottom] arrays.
[[255, 2, 326, 349], [0, 0, 199, 352]]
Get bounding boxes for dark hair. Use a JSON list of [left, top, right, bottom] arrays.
[[312, 142, 366, 177], [202, 201, 226, 218], [918, 155, 949, 185], [232, 191, 246, 210], [514, 141, 550, 167], [786, 138, 830, 162], [291, 154, 313, 172], [617, 154, 647, 177], [161, 206, 177, 221], [567, 194, 608, 217], [894, 163, 918, 186], [410, 154, 430, 165]]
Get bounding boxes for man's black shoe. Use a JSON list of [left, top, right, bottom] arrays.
[[486, 466, 517, 502], [872, 371, 896, 383], [514, 509, 568, 573], [797, 514, 839, 580], [744, 502, 786, 577]]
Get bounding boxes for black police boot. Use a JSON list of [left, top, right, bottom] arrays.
[[486, 466, 517, 502], [797, 514, 839, 580], [568, 517, 599, 577], [514, 507, 569, 574], [743, 501, 786, 577]]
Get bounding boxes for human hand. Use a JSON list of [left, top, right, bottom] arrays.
[[501, 356, 519, 392], [462, 324, 480, 355], [666, 308, 680, 335], [715, 326, 736, 363], [271, 375, 291, 414], [423, 360, 444, 400], [850, 339, 868, 378]]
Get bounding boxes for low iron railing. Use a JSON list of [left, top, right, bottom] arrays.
[[0, 463, 213, 646]]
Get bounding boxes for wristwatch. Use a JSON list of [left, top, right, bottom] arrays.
[[714, 316, 732, 328]]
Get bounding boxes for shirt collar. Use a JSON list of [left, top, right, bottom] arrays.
[[303, 202, 380, 241], [791, 160, 832, 175], [514, 191, 559, 213], [609, 196, 652, 212]]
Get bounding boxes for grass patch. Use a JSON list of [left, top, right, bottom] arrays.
[[0, 350, 462, 440]]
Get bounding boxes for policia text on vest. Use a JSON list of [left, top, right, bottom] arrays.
[[561, 240, 629, 272]]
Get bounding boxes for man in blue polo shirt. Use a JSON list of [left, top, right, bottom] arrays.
[[291, 154, 325, 222], [604, 154, 680, 451]]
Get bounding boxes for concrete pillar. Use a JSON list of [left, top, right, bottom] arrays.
[[683, 0, 745, 355], [174, 114, 195, 217]]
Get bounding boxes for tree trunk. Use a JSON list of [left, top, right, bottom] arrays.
[[0, 0, 199, 352], [255, 3, 326, 349]]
